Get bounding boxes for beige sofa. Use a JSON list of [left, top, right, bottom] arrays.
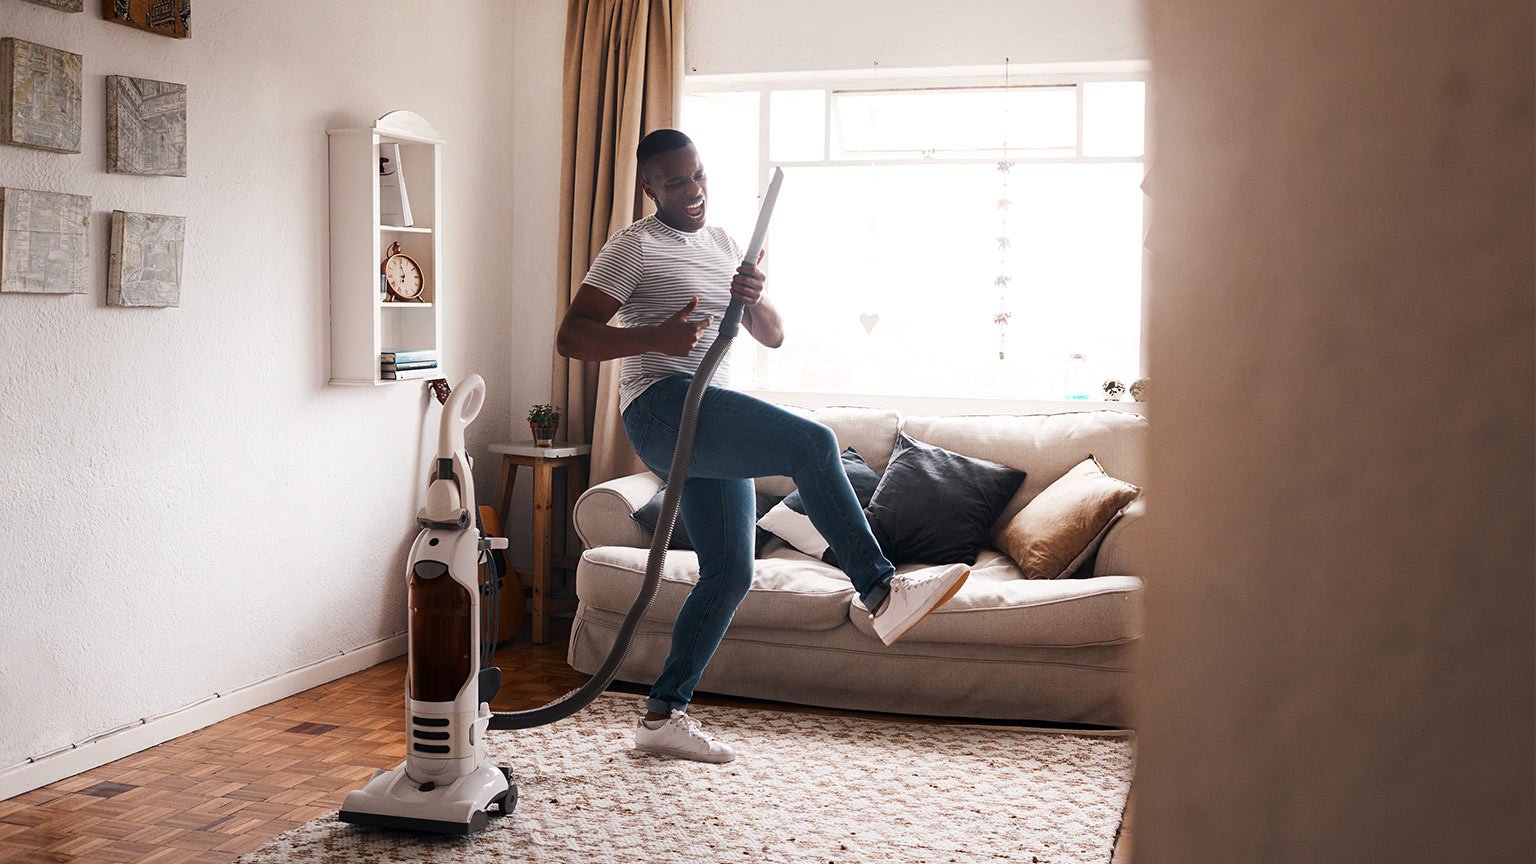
[[568, 407, 1148, 727]]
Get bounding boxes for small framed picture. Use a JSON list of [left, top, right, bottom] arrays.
[[1, 38, 83, 153], [21, 0, 85, 12], [0, 187, 91, 295], [102, 0, 190, 38], [108, 210, 186, 307], [107, 76, 188, 176]]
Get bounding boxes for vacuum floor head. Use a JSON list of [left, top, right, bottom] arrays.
[[338, 762, 514, 835]]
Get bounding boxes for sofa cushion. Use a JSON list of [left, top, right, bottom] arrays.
[[576, 545, 857, 631], [757, 447, 880, 562], [848, 549, 1143, 647], [995, 455, 1142, 579], [864, 433, 1026, 566], [901, 410, 1148, 535], [756, 406, 901, 498]]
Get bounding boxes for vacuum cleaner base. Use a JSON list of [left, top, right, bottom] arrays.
[[338, 763, 515, 835]]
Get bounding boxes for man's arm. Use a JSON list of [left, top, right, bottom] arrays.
[[556, 284, 714, 361], [741, 298, 784, 349]]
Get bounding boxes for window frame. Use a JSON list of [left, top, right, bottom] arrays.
[[684, 63, 1152, 409]]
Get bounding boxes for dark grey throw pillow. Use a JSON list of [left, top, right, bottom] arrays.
[[757, 447, 881, 565], [631, 485, 783, 554], [864, 432, 1026, 566]]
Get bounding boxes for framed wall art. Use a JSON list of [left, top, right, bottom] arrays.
[[106, 75, 187, 176], [20, 0, 85, 11], [0, 38, 83, 153], [108, 210, 185, 307], [0, 187, 91, 295], [103, 0, 190, 38]]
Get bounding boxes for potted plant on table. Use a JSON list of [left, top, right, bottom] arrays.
[[527, 403, 561, 447]]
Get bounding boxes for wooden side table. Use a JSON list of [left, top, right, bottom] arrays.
[[490, 442, 592, 644]]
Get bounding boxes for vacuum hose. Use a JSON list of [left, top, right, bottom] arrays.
[[491, 168, 785, 730]]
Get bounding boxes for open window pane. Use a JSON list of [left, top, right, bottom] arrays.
[[1083, 81, 1146, 157], [769, 90, 825, 162], [833, 87, 1077, 159]]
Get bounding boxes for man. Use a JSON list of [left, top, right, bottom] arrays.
[[556, 129, 968, 763]]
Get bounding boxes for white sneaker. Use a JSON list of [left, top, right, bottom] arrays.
[[871, 563, 970, 645], [634, 710, 737, 763]]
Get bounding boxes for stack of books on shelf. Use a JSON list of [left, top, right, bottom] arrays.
[[381, 349, 438, 380]]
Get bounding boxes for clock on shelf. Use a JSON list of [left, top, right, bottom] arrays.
[[381, 241, 425, 302]]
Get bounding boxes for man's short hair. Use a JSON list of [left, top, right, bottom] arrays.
[[637, 129, 693, 180]]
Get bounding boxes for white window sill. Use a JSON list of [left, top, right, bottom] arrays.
[[742, 389, 1148, 418]]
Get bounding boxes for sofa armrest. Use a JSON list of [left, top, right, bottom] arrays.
[[574, 471, 663, 550], [1092, 497, 1149, 578]]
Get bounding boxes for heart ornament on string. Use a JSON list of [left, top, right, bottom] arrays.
[[859, 313, 880, 334]]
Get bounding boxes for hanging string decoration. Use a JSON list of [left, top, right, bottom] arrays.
[[994, 59, 1015, 360]]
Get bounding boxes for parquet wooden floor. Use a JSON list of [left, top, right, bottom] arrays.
[[0, 618, 1133, 863]]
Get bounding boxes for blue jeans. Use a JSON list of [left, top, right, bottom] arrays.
[[623, 373, 895, 716]]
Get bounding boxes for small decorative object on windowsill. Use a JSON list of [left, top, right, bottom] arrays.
[[1102, 379, 1126, 401], [1063, 353, 1090, 400], [527, 403, 561, 447], [1130, 377, 1150, 402]]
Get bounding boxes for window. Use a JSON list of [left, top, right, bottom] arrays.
[[685, 73, 1147, 402]]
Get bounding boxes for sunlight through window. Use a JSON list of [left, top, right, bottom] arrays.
[[686, 74, 1146, 401]]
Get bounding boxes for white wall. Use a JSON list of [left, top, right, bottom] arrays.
[[684, 0, 1145, 75], [0, 0, 520, 777], [1134, 1, 1534, 861]]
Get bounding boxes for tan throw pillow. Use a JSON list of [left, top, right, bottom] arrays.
[[994, 455, 1141, 580]]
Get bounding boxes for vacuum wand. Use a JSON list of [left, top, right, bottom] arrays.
[[718, 167, 784, 339]]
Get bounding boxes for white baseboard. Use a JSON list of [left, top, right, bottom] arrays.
[[0, 633, 407, 801]]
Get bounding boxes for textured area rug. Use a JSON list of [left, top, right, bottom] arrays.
[[240, 694, 1134, 864]]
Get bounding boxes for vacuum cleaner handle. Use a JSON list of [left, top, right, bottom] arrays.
[[438, 373, 485, 460], [718, 167, 784, 340], [490, 170, 785, 730]]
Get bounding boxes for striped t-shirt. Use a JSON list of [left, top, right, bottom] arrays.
[[582, 214, 743, 413]]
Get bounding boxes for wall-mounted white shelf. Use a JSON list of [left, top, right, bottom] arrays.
[[328, 110, 444, 386]]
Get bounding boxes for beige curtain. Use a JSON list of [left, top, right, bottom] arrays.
[[552, 0, 684, 487]]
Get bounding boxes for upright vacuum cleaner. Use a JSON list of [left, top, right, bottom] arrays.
[[339, 168, 786, 835]]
